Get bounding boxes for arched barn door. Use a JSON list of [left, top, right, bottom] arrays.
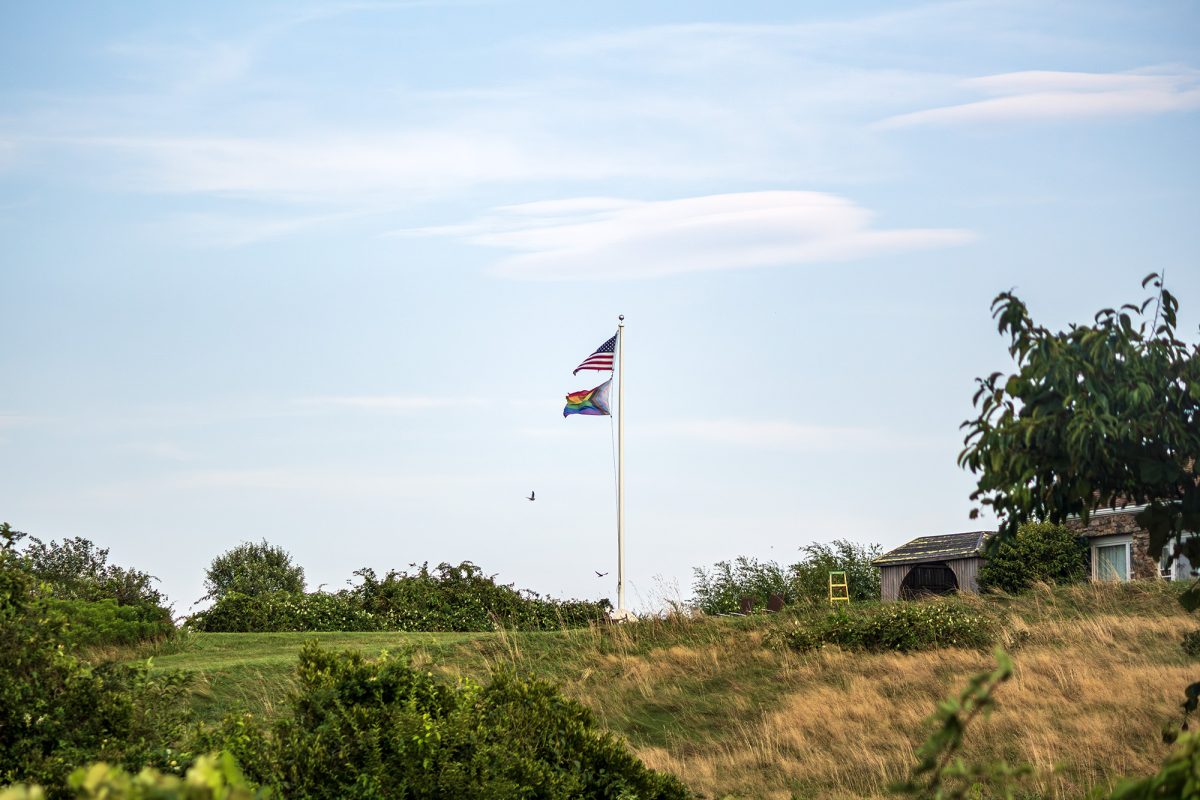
[[899, 562, 959, 600]]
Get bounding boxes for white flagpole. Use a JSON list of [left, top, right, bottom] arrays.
[[614, 314, 633, 621]]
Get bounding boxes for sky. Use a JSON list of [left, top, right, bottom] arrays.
[[2, 1, 1198, 615]]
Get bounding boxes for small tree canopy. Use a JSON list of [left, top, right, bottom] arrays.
[[203, 539, 305, 601], [20, 535, 165, 608], [976, 522, 1088, 594], [959, 274, 1199, 589]]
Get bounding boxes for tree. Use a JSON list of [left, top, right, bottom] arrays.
[[20, 536, 165, 608], [896, 276, 1200, 796], [959, 274, 1199, 599], [976, 521, 1088, 594], [0, 523, 190, 792], [203, 540, 305, 601], [790, 540, 882, 602]]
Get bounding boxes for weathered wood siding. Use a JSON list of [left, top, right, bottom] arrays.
[[879, 557, 983, 602], [880, 564, 909, 602], [946, 557, 981, 595]]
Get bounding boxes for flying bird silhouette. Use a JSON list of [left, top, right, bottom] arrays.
[[526, 491, 535, 501], [595, 571, 608, 578]]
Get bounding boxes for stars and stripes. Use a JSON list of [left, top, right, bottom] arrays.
[[572, 332, 617, 374]]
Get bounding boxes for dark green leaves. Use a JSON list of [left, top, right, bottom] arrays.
[[959, 275, 1198, 569]]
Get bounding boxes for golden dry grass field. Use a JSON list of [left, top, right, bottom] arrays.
[[143, 582, 1198, 799]]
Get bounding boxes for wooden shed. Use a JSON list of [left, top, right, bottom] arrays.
[[874, 531, 991, 602]]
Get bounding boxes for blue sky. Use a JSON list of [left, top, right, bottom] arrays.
[[2, 1, 1198, 613]]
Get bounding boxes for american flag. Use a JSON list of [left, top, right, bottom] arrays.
[[573, 332, 617, 374]]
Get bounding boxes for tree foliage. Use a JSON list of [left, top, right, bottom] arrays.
[[959, 274, 1199, 574], [20, 535, 166, 608], [942, 276, 1200, 795], [203, 541, 305, 601], [0, 754, 270, 800], [976, 521, 1089, 594], [0, 523, 190, 795], [691, 540, 881, 614], [791, 540, 882, 603], [190, 561, 610, 632]]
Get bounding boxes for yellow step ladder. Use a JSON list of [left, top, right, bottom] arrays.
[[828, 571, 850, 605]]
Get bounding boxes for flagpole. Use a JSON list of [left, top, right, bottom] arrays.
[[614, 314, 633, 621]]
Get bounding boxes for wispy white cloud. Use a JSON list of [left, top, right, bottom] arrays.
[[879, 66, 1200, 127], [401, 191, 972, 280], [653, 418, 935, 451], [299, 395, 487, 412]]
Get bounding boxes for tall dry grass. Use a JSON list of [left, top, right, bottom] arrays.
[[426, 581, 1198, 799]]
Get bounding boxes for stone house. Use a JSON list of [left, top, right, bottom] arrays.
[[1066, 505, 1194, 582]]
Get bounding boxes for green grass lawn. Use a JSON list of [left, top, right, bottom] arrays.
[[149, 630, 490, 722]]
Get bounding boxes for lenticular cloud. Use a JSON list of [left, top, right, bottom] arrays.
[[411, 191, 971, 280]]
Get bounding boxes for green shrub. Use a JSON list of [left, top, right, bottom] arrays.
[[692, 541, 883, 615], [977, 521, 1088, 594], [188, 591, 383, 633], [691, 556, 791, 615], [770, 597, 996, 653], [196, 643, 689, 799], [20, 535, 167, 608], [351, 561, 611, 631], [44, 597, 175, 649], [0, 524, 192, 795], [203, 541, 305, 601], [189, 562, 611, 633], [790, 540, 882, 603], [1183, 630, 1200, 658], [0, 753, 269, 800]]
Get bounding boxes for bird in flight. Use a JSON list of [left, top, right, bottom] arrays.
[[526, 491, 535, 501], [595, 570, 608, 578]]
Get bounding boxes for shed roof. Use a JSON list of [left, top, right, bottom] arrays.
[[873, 531, 992, 566]]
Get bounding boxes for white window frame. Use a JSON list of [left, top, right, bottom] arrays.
[[1091, 534, 1132, 582]]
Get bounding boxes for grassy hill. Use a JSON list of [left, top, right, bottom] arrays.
[[138, 582, 1197, 799]]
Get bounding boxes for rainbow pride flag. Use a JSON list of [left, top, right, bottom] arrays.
[[563, 379, 612, 417]]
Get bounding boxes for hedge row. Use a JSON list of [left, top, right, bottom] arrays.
[[189, 562, 611, 633], [769, 598, 996, 653]]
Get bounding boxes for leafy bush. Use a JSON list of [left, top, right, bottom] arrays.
[[195, 643, 689, 799], [977, 521, 1088, 594], [44, 597, 175, 650], [190, 562, 611, 633], [20, 535, 167, 608], [203, 541, 305, 601], [0, 754, 269, 800], [692, 540, 882, 615], [0, 523, 192, 795], [188, 591, 382, 633], [1183, 630, 1200, 658], [351, 561, 610, 631], [770, 597, 996, 653], [691, 556, 791, 615], [790, 540, 882, 603]]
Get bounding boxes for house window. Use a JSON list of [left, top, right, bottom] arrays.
[[1092, 534, 1131, 582], [1161, 533, 1200, 581]]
